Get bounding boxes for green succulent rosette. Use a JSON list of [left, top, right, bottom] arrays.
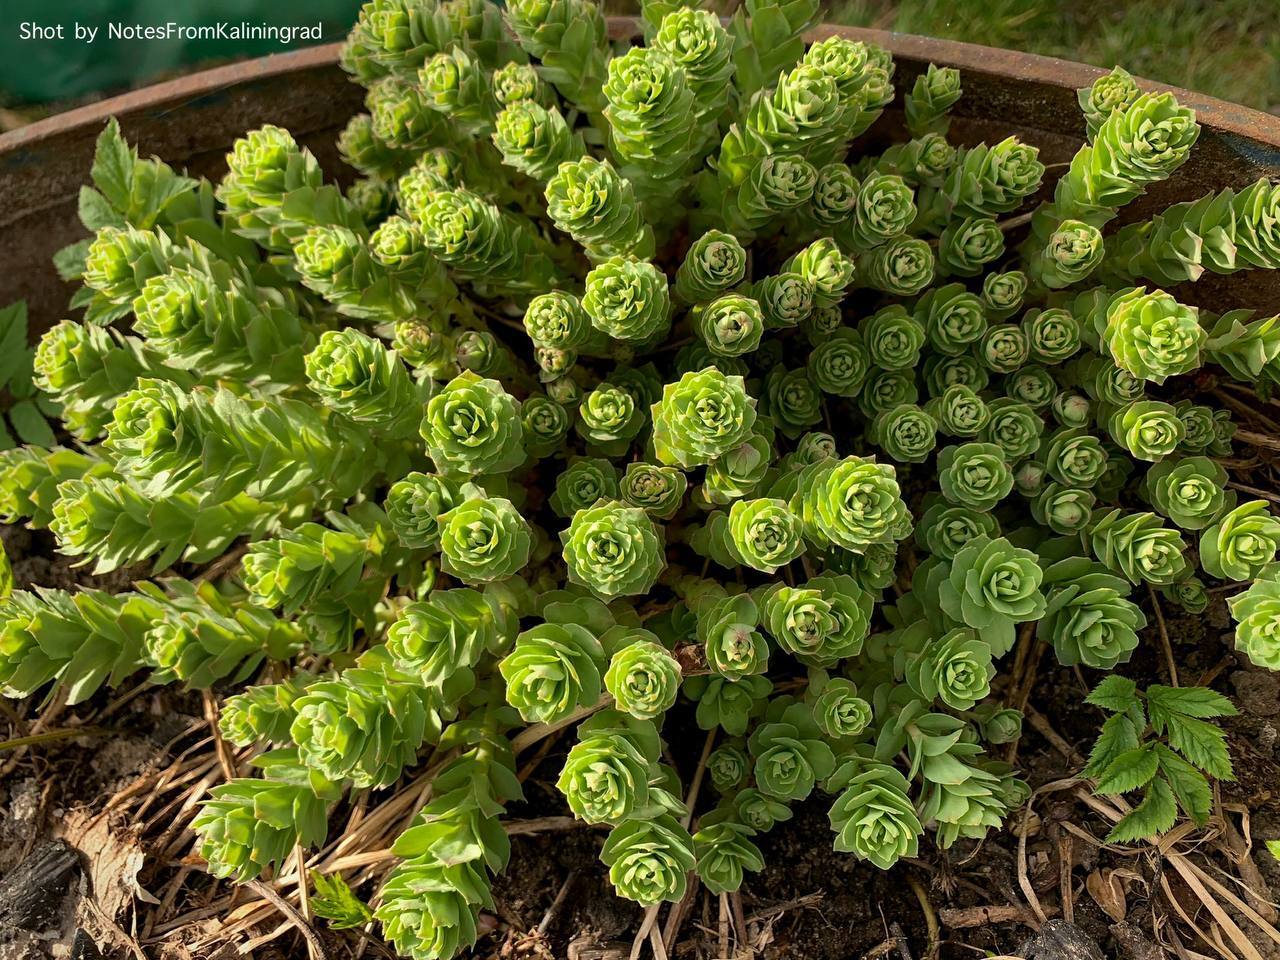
[[561, 501, 665, 600], [915, 498, 1000, 561], [702, 432, 772, 505], [577, 383, 645, 453], [1089, 508, 1189, 585], [522, 394, 572, 458], [492, 100, 583, 182], [604, 637, 681, 721], [304, 328, 422, 435], [545, 156, 654, 261], [808, 328, 870, 398], [905, 63, 961, 137], [916, 282, 988, 357], [753, 271, 815, 330], [764, 366, 823, 438], [938, 216, 1006, 278], [857, 368, 918, 419], [932, 535, 1046, 654], [978, 323, 1031, 375], [747, 702, 837, 802], [1229, 574, 1280, 670], [651, 368, 757, 468], [582, 257, 671, 345], [696, 592, 769, 680], [708, 742, 750, 793], [1200, 501, 1280, 582], [857, 236, 936, 296], [904, 626, 994, 711], [438, 496, 533, 584], [619, 462, 687, 519], [219, 676, 312, 747], [941, 136, 1045, 218], [1106, 400, 1185, 462], [732, 787, 792, 833], [1143, 456, 1232, 530], [193, 762, 331, 882], [523, 291, 591, 351], [603, 46, 703, 191], [792, 456, 912, 553], [1043, 426, 1109, 488], [651, 7, 734, 114], [491, 61, 550, 106], [385, 472, 461, 550], [827, 758, 922, 868], [693, 817, 765, 895], [418, 46, 499, 135], [696, 295, 765, 358], [871, 404, 939, 464], [675, 229, 747, 305], [420, 371, 524, 478], [1050, 392, 1092, 429], [1164, 575, 1209, 615], [812, 676, 873, 740], [862, 305, 926, 371], [1031, 483, 1097, 535], [848, 173, 916, 250], [550, 458, 621, 518], [375, 858, 490, 960], [1030, 220, 1104, 288], [557, 708, 659, 822], [1038, 557, 1145, 668], [725, 153, 819, 235], [1024, 307, 1082, 364], [1079, 66, 1141, 139], [781, 238, 856, 309], [499, 620, 605, 724], [600, 815, 696, 906], [1098, 286, 1206, 385], [929, 384, 990, 438], [981, 270, 1029, 320], [682, 673, 771, 736], [725, 498, 806, 574], [937, 442, 1014, 511], [924, 354, 990, 397], [808, 162, 860, 226]]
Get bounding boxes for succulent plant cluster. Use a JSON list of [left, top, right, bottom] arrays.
[[2, 2, 1278, 958]]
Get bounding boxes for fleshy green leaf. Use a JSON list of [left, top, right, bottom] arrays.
[[7, 402, 56, 447]]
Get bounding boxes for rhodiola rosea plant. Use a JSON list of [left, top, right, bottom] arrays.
[[4, 0, 1280, 955]]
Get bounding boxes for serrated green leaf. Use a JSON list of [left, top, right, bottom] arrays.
[[1147, 684, 1238, 721], [1154, 744, 1213, 825], [1096, 744, 1158, 795], [0, 301, 29, 388], [1106, 776, 1178, 843], [78, 186, 125, 232], [90, 119, 134, 212], [309, 871, 373, 930], [1267, 840, 1280, 861], [53, 239, 92, 282], [1086, 675, 1139, 713], [1163, 713, 1234, 781], [8, 402, 56, 447], [1084, 713, 1141, 779]]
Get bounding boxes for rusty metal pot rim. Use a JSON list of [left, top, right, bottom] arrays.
[[1, 18, 1278, 158]]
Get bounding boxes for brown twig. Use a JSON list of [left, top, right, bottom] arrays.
[[203, 689, 237, 781], [245, 879, 330, 960], [0, 724, 106, 751], [938, 904, 1057, 928], [1057, 832, 1075, 924], [719, 892, 731, 959], [1147, 584, 1180, 687], [538, 869, 578, 936]]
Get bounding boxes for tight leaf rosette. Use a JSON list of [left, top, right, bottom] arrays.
[[1229, 574, 1280, 670], [727, 498, 806, 574], [696, 295, 765, 358], [676, 230, 747, 304], [651, 368, 757, 468], [557, 709, 658, 822], [1089, 509, 1189, 585], [812, 677, 873, 740], [1038, 557, 1145, 668], [421, 372, 524, 478], [934, 536, 1047, 655], [793, 456, 912, 553], [561, 501, 665, 600], [385, 472, 460, 550], [937, 442, 1014, 511], [438, 496, 533, 584], [748, 701, 837, 802], [696, 592, 769, 680], [905, 626, 995, 710], [500, 621, 605, 724], [1144, 456, 1232, 530], [620, 462, 686, 519], [600, 815, 695, 906], [828, 759, 922, 868], [1199, 501, 1280, 582], [583, 257, 672, 344], [1102, 287, 1205, 384], [604, 636, 681, 721]]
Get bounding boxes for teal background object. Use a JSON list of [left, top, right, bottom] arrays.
[[0, 0, 363, 104]]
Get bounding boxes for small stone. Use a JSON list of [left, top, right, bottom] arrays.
[[1232, 669, 1280, 717], [1016, 919, 1107, 960]]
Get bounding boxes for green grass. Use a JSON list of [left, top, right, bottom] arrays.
[[823, 0, 1280, 112]]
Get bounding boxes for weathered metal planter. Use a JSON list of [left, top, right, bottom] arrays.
[[2, 21, 1279, 336]]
